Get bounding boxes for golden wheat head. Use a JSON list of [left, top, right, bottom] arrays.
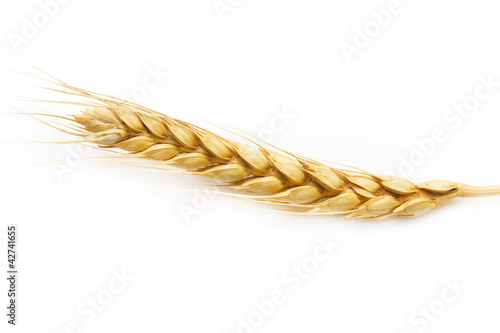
[[24, 77, 500, 220]]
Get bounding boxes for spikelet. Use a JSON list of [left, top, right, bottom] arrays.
[[235, 176, 285, 194]]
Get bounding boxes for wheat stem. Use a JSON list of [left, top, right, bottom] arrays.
[[459, 184, 500, 197]]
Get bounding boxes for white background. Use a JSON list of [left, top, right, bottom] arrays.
[[1, 0, 500, 332]]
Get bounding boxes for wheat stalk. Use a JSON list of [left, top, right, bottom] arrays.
[[29, 79, 500, 219]]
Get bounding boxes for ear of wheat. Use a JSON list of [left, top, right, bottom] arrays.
[[22, 78, 500, 219]]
